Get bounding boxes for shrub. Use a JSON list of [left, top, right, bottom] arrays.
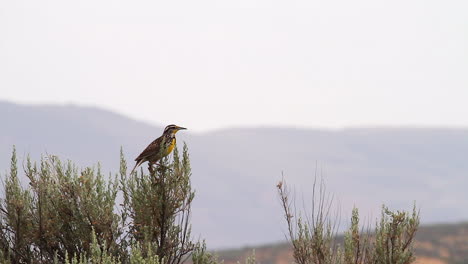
[[277, 178, 419, 264], [0, 145, 197, 263]]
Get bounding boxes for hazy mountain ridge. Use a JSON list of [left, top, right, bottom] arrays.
[[1, 100, 467, 248], [0, 101, 160, 172]]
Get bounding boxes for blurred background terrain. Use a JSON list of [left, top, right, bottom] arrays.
[[215, 223, 468, 264]]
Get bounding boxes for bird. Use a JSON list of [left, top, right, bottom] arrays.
[[130, 124, 187, 174]]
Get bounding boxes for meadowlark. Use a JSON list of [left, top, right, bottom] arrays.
[[130, 124, 187, 174]]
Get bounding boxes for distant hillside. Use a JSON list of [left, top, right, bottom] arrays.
[[1, 100, 468, 248], [0, 100, 159, 172], [215, 222, 468, 264]]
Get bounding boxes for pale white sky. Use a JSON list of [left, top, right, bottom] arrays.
[[1, 0, 467, 131]]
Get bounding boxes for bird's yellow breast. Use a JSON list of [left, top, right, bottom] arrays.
[[164, 138, 176, 157]]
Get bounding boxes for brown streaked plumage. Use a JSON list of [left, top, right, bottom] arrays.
[[130, 124, 187, 174]]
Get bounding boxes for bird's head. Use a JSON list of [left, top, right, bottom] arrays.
[[163, 124, 187, 136]]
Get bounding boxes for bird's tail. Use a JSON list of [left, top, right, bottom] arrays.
[[130, 165, 137, 175], [130, 160, 143, 175]]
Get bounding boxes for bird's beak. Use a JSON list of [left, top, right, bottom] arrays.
[[177, 126, 187, 131]]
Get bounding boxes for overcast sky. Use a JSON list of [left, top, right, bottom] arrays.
[[1, 0, 467, 131]]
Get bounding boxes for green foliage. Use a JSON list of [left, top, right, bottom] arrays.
[[2, 146, 34, 262], [191, 241, 222, 264], [29, 156, 119, 262], [120, 144, 195, 263], [370, 205, 419, 264], [343, 208, 370, 264], [239, 250, 256, 264], [277, 179, 420, 264], [0, 145, 197, 263], [277, 179, 340, 264]]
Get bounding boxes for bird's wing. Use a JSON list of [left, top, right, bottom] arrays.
[[135, 136, 164, 161]]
